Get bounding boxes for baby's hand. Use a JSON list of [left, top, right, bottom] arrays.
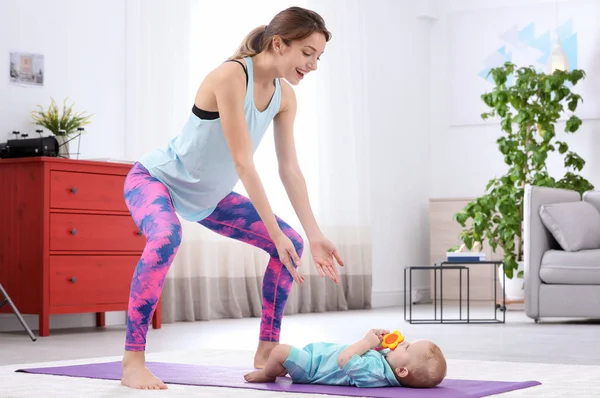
[[372, 329, 390, 338], [364, 329, 390, 349]]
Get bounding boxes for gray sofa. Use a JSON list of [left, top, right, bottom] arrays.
[[524, 185, 600, 322]]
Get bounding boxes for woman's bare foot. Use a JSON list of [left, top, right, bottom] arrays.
[[254, 341, 278, 369], [121, 350, 167, 390], [244, 369, 276, 383]]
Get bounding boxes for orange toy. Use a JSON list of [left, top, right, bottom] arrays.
[[375, 330, 404, 351]]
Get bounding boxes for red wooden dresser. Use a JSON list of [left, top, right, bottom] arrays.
[[0, 157, 161, 336]]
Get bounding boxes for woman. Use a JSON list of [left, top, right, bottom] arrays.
[[120, 6, 344, 390]]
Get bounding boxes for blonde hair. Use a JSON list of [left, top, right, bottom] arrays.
[[230, 6, 331, 60], [399, 343, 447, 388]]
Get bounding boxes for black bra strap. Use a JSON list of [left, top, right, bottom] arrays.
[[191, 59, 249, 120], [225, 59, 249, 87]]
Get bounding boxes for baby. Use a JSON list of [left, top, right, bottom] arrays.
[[244, 329, 447, 388]]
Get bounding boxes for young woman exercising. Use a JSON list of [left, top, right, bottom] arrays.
[[120, 6, 344, 390]]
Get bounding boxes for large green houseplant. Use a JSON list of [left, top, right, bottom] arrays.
[[454, 62, 594, 279]]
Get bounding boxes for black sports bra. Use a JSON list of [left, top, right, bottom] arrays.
[[193, 59, 249, 120]]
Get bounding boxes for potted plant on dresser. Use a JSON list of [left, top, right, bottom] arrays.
[[454, 62, 594, 304], [30, 97, 93, 159]]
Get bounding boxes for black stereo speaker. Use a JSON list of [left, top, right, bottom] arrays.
[[0, 136, 60, 159]]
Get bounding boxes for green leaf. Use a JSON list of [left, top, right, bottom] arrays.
[[482, 93, 494, 108], [500, 115, 513, 133], [564, 152, 585, 171], [491, 68, 508, 85], [544, 78, 553, 92], [557, 141, 569, 154], [565, 116, 582, 133], [464, 235, 473, 250], [509, 93, 521, 110], [568, 94, 581, 112], [454, 211, 468, 226], [505, 62, 515, 75], [568, 69, 585, 85]]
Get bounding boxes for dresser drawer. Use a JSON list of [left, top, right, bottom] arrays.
[[50, 213, 146, 252], [50, 171, 128, 212], [49, 255, 137, 306]]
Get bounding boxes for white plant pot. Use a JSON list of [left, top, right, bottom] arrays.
[[498, 261, 524, 301], [55, 135, 70, 158]]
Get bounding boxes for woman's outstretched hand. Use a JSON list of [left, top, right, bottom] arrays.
[[273, 233, 305, 285], [310, 236, 345, 284]]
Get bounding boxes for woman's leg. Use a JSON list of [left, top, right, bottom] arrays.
[[244, 344, 292, 383], [121, 162, 183, 390], [198, 191, 304, 367]]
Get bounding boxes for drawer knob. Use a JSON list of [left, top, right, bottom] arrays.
[[70, 229, 77, 235], [136, 231, 143, 236], [70, 187, 77, 193], [69, 277, 77, 283]]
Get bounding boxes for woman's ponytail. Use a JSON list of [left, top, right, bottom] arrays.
[[230, 25, 267, 59]]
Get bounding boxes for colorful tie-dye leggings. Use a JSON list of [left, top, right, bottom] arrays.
[[123, 162, 304, 351]]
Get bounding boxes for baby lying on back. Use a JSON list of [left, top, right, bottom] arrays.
[[244, 328, 446, 388]]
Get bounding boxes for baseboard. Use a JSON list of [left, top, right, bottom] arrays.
[[0, 312, 126, 333], [372, 287, 432, 308], [371, 290, 403, 308]]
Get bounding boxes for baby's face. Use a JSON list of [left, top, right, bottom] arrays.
[[384, 339, 447, 388], [385, 339, 431, 369]]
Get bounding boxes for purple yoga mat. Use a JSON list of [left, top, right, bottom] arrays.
[[16, 361, 541, 398]]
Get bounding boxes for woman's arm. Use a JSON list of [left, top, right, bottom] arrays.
[[273, 82, 322, 241], [274, 81, 344, 283], [213, 64, 302, 281], [214, 63, 280, 238]]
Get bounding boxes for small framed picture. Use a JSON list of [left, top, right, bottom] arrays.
[[9, 52, 44, 87]]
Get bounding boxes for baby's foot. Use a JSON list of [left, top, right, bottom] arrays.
[[244, 370, 276, 383], [121, 365, 167, 390]]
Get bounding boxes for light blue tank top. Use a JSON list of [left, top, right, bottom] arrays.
[[138, 56, 281, 221]]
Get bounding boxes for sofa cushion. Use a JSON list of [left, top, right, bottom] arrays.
[[539, 201, 600, 251], [540, 249, 600, 284]]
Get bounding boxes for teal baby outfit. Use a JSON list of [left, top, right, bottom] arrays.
[[283, 342, 401, 387]]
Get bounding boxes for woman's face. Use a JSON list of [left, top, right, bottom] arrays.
[[275, 32, 326, 85]]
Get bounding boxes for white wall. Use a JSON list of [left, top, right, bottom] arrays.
[[430, 0, 600, 199], [0, 0, 126, 160], [0, 0, 128, 332]]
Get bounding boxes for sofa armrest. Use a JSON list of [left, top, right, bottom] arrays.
[[583, 191, 600, 213], [523, 185, 580, 318]]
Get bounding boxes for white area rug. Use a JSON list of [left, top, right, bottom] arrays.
[[0, 348, 598, 397]]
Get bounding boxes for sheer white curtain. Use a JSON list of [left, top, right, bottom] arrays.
[[125, 0, 372, 323], [305, 0, 372, 243], [124, 0, 193, 161]]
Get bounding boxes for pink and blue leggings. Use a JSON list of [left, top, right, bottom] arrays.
[[123, 162, 303, 351]]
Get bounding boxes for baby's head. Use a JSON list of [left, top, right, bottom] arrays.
[[385, 339, 446, 388]]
